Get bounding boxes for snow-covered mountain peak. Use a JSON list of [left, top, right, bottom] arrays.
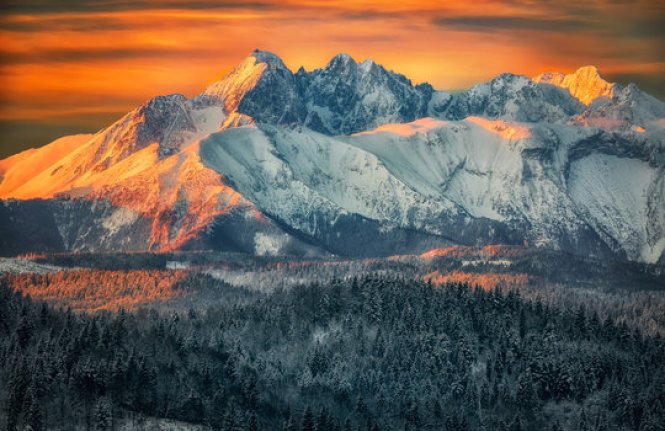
[[249, 49, 288, 69], [442, 72, 582, 122], [577, 81, 665, 130], [197, 53, 271, 112], [534, 65, 618, 105], [326, 53, 357, 70]]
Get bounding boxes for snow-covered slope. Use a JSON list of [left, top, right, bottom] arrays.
[[0, 50, 663, 262], [196, 118, 663, 262], [349, 119, 664, 262], [568, 154, 663, 262]]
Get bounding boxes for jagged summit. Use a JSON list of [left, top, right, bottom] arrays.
[[534, 65, 618, 105], [249, 49, 288, 69], [197, 48, 296, 115], [327, 53, 356, 67], [195, 51, 435, 134], [440, 72, 583, 122]]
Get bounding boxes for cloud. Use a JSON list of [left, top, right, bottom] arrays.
[[1, 0, 279, 14], [0, 46, 216, 65], [433, 15, 587, 32]]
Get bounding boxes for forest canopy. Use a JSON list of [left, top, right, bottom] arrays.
[[1, 275, 664, 430]]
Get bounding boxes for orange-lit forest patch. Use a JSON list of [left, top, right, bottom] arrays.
[[420, 245, 526, 259], [423, 270, 528, 291], [3, 269, 188, 311]]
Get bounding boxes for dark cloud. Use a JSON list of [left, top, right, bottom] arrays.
[[0, 114, 121, 158], [606, 72, 665, 102], [0, 46, 217, 65], [433, 15, 588, 32], [0, 0, 279, 14], [0, 17, 136, 32]]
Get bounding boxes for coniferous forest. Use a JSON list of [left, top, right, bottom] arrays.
[[1, 275, 664, 431]]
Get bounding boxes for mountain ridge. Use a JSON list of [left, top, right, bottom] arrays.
[[1, 50, 664, 263]]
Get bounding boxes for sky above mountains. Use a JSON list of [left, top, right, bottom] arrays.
[[1, 0, 664, 157]]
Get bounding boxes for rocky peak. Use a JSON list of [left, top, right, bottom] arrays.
[[97, 94, 196, 161], [197, 49, 295, 115], [534, 65, 618, 105], [326, 53, 357, 71], [441, 72, 583, 122], [249, 49, 288, 70]]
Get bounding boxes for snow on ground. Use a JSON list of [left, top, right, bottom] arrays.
[[353, 117, 448, 138], [116, 415, 209, 431], [102, 207, 141, 236], [0, 258, 63, 274], [254, 232, 289, 255]]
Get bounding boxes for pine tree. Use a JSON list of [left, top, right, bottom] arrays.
[[209, 390, 227, 428], [284, 413, 298, 431], [578, 407, 588, 431], [223, 404, 237, 431], [302, 407, 315, 431], [94, 397, 112, 431], [444, 414, 469, 431], [519, 308, 527, 339], [355, 395, 367, 416], [6, 358, 28, 431], [24, 385, 44, 431], [574, 306, 587, 337], [343, 418, 353, 431], [516, 372, 539, 415], [16, 314, 34, 349], [247, 412, 258, 431], [406, 400, 420, 427], [432, 399, 443, 419], [316, 407, 330, 431]]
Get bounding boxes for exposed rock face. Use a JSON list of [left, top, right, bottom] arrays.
[[297, 53, 433, 134], [1, 50, 664, 262], [198, 50, 433, 135]]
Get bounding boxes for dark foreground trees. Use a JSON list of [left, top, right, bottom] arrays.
[[0, 276, 663, 430]]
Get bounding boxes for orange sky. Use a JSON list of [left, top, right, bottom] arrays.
[[1, 0, 664, 157]]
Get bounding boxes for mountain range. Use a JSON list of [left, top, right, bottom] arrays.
[[1, 49, 664, 263]]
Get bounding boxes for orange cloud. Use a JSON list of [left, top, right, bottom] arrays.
[[1, 0, 664, 157]]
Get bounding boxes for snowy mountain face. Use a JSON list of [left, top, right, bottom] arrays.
[[438, 73, 584, 123], [1, 50, 664, 263]]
